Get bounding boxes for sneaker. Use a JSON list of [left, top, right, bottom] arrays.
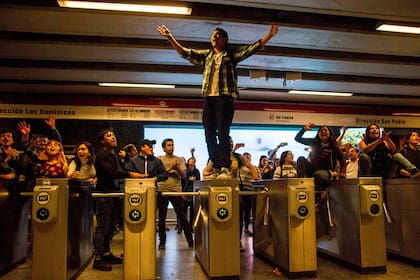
[[93, 259, 112, 271], [216, 167, 232, 179], [204, 168, 220, 180], [158, 242, 166, 250], [102, 253, 122, 264]]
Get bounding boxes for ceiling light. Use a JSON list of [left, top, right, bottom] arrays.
[[376, 24, 420, 34], [392, 112, 420, 117], [99, 83, 175, 88], [288, 90, 353, 97], [57, 1, 192, 15]]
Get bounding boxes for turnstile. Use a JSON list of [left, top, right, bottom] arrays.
[[316, 178, 386, 273], [0, 180, 30, 275], [32, 178, 69, 280], [67, 179, 95, 279], [252, 178, 316, 278], [383, 178, 420, 262], [194, 179, 240, 279], [123, 178, 156, 280]]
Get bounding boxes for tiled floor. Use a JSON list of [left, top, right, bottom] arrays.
[[2, 227, 420, 280]]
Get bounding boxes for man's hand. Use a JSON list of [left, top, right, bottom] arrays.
[[17, 121, 31, 136], [45, 115, 57, 130], [269, 24, 279, 37], [157, 25, 172, 38]]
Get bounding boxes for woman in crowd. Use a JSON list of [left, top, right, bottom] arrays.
[[359, 124, 418, 178], [67, 141, 96, 184], [295, 123, 346, 190], [38, 139, 68, 178], [258, 155, 274, 179], [273, 150, 297, 178]]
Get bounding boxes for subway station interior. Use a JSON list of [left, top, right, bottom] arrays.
[[0, 1, 419, 280]]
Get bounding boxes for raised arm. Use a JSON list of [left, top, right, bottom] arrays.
[[157, 25, 184, 55], [260, 24, 279, 47]]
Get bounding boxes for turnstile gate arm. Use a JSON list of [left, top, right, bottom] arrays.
[[383, 202, 392, 223]]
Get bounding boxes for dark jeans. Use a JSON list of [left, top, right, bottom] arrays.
[[183, 199, 194, 230], [93, 197, 117, 257], [203, 96, 234, 169], [157, 192, 193, 244]]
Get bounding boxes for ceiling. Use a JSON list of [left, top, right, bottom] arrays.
[[0, 0, 419, 109]]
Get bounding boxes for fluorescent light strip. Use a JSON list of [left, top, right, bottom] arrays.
[[99, 83, 175, 89], [289, 90, 353, 97], [376, 24, 420, 34], [392, 113, 420, 117], [57, 1, 192, 15]]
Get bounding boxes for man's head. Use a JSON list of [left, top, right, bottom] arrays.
[[161, 138, 174, 155], [139, 139, 156, 157], [405, 130, 419, 148], [97, 129, 117, 149], [124, 144, 138, 158], [348, 148, 360, 161], [211, 28, 228, 50], [0, 129, 14, 147]]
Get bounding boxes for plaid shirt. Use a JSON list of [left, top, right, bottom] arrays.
[[181, 40, 263, 98]]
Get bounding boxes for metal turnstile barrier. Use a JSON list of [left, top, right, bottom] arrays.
[[193, 179, 241, 279], [0, 180, 30, 276], [383, 178, 420, 262], [123, 178, 157, 280], [316, 178, 386, 274], [92, 178, 157, 279], [252, 178, 317, 278], [32, 178, 69, 280]]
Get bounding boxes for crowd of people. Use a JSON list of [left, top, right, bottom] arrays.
[[0, 115, 419, 271]]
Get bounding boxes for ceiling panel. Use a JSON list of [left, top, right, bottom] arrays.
[[0, 0, 419, 109]]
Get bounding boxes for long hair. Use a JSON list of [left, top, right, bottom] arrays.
[[73, 141, 95, 171], [364, 123, 380, 144]]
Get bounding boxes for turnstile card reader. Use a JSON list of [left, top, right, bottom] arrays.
[[33, 185, 60, 224], [253, 179, 317, 278], [209, 187, 232, 223], [123, 178, 156, 280], [32, 179, 69, 280], [194, 179, 240, 279]]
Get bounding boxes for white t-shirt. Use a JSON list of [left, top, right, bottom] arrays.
[[346, 159, 359, 179]]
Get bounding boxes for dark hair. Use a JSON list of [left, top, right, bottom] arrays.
[[214, 28, 228, 40], [279, 150, 292, 167], [97, 129, 113, 142], [124, 144, 136, 154], [364, 123, 380, 144], [314, 125, 336, 145], [0, 128, 14, 137], [258, 155, 268, 168], [73, 141, 95, 170], [404, 130, 418, 145], [161, 138, 173, 148]]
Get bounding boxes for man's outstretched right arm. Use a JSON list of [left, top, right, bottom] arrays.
[[157, 25, 184, 55]]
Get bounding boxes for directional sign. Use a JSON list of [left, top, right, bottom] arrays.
[[297, 205, 309, 218], [217, 207, 229, 220], [36, 208, 50, 220], [129, 209, 141, 222]]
